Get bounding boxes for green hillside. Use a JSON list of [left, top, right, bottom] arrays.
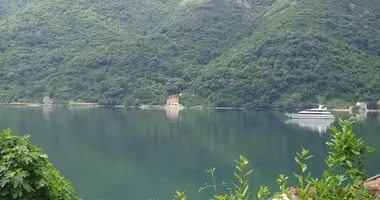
[[197, 0, 380, 108], [0, 0, 379, 108], [0, 0, 43, 19]]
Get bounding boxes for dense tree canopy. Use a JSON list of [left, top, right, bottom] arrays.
[[0, 0, 379, 108]]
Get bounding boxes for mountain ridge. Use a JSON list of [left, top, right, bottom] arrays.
[[0, 0, 379, 108]]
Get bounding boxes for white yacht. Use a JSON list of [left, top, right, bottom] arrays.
[[285, 105, 335, 119]]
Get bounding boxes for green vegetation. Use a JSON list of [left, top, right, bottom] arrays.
[[0, 129, 80, 200], [175, 118, 378, 199], [325, 99, 353, 109], [0, 0, 379, 107], [198, 0, 380, 108]]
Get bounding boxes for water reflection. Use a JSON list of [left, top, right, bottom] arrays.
[[42, 105, 54, 120], [0, 108, 378, 200], [165, 107, 182, 122], [353, 111, 368, 121], [285, 118, 335, 135], [334, 111, 380, 122]]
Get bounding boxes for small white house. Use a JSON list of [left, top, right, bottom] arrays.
[[42, 96, 54, 105], [355, 102, 367, 110]]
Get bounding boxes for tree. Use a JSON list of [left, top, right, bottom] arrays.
[[367, 101, 378, 110], [0, 129, 80, 200], [124, 96, 135, 106]]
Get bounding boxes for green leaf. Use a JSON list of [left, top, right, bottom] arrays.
[[0, 166, 7, 173], [243, 179, 249, 188], [234, 172, 242, 180], [345, 160, 352, 168], [305, 155, 314, 160], [242, 184, 249, 196], [257, 186, 270, 199], [366, 147, 375, 153], [244, 169, 253, 177], [22, 182, 33, 192], [351, 149, 360, 155], [293, 173, 300, 180], [232, 182, 239, 190], [339, 156, 347, 162], [295, 157, 300, 165], [301, 163, 307, 173], [39, 154, 48, 159], [0, 177, 9, 187], [12, 170, 30, 188], [5, 171, 16, 179]]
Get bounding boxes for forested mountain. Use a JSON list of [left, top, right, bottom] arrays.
[[0, 0, 379, 108]]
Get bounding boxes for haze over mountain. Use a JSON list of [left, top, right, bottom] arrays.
[[0, 0, 379, 108]]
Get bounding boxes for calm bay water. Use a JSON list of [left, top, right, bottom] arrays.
[[0, 107, 379, 199]]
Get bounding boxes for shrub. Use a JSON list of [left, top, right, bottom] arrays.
[[0, 129, 80, 200], [367, 101, 378, 110]]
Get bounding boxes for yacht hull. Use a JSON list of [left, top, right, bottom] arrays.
[[285, 113, 335, 119]]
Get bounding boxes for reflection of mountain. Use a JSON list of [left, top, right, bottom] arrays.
[[285, 118, 335, 135]]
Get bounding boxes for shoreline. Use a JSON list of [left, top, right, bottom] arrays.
[[330, 108, 380, 112], [0, 102, 379, 112], [0, 102, 103, 108], [0, 103, 247, 110], [0, 102, 41, 107], [137, 105, 246, 110], [329, 109, 351, 112]]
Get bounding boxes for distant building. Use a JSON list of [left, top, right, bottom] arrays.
[[166, 93, 182, 107], [167, 96, 179, 106], [355, 102, 367, 111], [42, 96, 54, 106], [165, 94, 183, 122]]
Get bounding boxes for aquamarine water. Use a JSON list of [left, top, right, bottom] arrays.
[[0, 107, 378, 199]]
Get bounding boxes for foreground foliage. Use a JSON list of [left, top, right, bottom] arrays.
[[175, 118, 378, 199], [0, 0, 379, 107], [0, 129, 80, 200]]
